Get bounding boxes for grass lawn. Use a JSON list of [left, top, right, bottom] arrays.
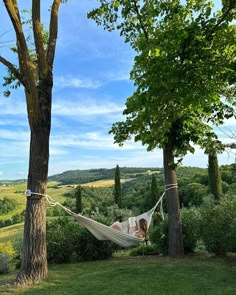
[[0, 255, 235, 295]]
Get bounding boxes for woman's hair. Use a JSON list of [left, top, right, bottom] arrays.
[[139, 218, 148, 235]]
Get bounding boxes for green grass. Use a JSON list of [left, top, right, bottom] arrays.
[[0, 255, 236, 295], [0, 223, 24, 243]]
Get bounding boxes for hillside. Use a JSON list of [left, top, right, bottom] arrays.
[[48, 167, 162, 185]]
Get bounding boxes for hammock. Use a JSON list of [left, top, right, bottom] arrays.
[[24, 184, 177, 248]]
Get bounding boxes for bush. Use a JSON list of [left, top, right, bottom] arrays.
[[181, 208, 201, 253], [129, 243, 160, 256], [0, 198, 17, 214], [200, 199, 236, 255], [0, 241, 16, 257], [75, 228, 114, 261], [179, 183, 208, 207], [0, 254, 9, 274], [149, 215, 168, 255], [46, 217, 81, 263], [149, 208, 201, 254], [0, 241, 16, 274], [46, 217, 115, 263]]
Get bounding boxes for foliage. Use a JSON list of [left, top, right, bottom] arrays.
[[181, 208, 201, 253], [179, 183, 209, 207], [144, 174, 160, 211], [0, 241, 16, 258], [74, 185, 83, 213], [88, 1, 236, 158], [75, 227, 114, 262], [0, 198, 17, 214], [48, 167, 160, 185], [114, 165, 122, 208], [150, 208, 201, 254], [149, 215, 169, 255], [208, 151, 222, 200], [200, 198, 236, 255], [0, 241, 17, 275], [46, 217, 114, 263], [46, 217, 81, 263], [0, 254, 9, 275]]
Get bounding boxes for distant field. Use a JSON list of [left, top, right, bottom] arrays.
[[81, 178, 131, 187], [0, 181, 74, 222]]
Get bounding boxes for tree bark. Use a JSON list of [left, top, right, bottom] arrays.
[[16, 81, 52, 284], [163, 145, 184, 257]]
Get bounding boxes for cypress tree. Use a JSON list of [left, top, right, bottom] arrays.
[[144, 174, 160, 210], [208, 151, 222, 200], [75, 185, 83, 213], [114, 165, 122, 208]]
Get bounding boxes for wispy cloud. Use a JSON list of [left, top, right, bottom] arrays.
[[0, 129, 29, 141], [54, 76, 102, 89], [50, 131, 143, 151], [52, 100, 123, 116]]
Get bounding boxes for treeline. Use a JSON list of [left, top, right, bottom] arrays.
[[48, 167, 160, 185]]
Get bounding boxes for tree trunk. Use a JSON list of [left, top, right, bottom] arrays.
[[163, 145, 184, 257], [16, 83, 51, 285]]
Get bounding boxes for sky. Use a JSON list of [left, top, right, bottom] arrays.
[[0, 0, 235, 180]]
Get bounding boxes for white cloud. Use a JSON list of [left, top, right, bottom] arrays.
[[52, 100, 123, 116], [0, 171, 4, 177], [54, 76, 102, 89], [50, 131, 144, 151], [0, 129, 29, 141]]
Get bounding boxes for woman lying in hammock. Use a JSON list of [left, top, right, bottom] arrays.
[[112, 218, 148, 239]]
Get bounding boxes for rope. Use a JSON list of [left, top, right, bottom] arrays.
[[24, 182, 178, 221], [24, 190, 78, 218], [149, 183, 178, 219]]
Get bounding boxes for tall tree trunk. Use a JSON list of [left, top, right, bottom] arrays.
[[208, 151, 222, 200], [16, 83, 51, 284], [163, 145, 184, 257]]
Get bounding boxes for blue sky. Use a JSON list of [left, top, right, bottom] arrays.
[[0, 0, 235, 180]]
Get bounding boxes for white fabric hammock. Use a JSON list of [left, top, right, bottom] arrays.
[[24, 184, 177, 248]]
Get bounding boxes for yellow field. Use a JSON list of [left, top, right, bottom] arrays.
[[81, 179, 128, 187]]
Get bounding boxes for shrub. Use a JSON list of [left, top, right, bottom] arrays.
[[129, 243, 160, 256], [181, 208, 201, 253], [0, 241, 16, 258], [75, 228, 114, 261], [200, 199, 236, 255], [179, 183, 208, 207], [149, 215, 168, 255], [150, 208, 201, 254], [46, 217, 115, 263], [0, 241, 17, 274], [46, 217, 81, 263], [0, 254, 9, 274], [0, 198, 17, 214]]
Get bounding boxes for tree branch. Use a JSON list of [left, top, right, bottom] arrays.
[[131, 0, 149, 42], [207, 0, 236, 37], [0, 55, 25, 85], [32, 0, 47, 74], [47, 0, 61, 68], [3, 0, 36, 91]]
